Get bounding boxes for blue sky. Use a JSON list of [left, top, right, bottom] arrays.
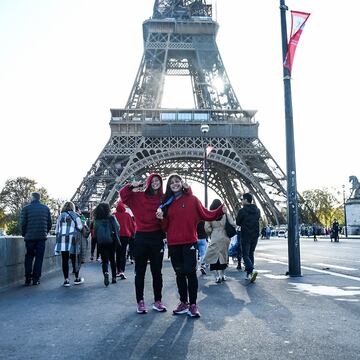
[[0, 0, 358, 203]]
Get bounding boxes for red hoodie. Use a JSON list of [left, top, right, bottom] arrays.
[[161, 192, 224, 246], [113, 201, 136, 238], [119, 173, 163, 233]]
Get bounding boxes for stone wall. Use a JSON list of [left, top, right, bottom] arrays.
[[0, 236, 61, 289]]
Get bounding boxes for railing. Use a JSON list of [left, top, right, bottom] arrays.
[[110, 108, 257, 124]]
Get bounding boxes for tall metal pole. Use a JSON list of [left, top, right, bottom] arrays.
[[280, 0, 301, 276], [201, 124, 209, 208], [342, 185, 348, 238], [204, 143, 208, 208]]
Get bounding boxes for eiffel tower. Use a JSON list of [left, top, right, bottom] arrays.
[[72, 0, 288, 225]]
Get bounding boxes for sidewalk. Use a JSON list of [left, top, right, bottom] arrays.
[[0, 255, 359, 360]]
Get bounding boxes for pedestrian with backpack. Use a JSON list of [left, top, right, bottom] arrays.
[[93, 203, 121, 287], [119, 173, 167, 314]]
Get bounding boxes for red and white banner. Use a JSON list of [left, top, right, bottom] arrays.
[[206, 145, 214, 156], [284, 10, 311, 74]]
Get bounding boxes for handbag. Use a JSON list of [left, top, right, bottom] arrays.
[[224, 215, 237, 238], [66, 211, 87, 271]]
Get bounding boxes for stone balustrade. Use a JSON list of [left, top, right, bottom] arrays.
[[0, 236, 61, 289]]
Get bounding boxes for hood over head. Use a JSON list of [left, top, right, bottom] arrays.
[[145, 173, 163, 195]]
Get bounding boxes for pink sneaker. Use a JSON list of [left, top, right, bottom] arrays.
[[137, 300, 148, 314], [173, 302, 189, 315], [152, 301, 167, 312], [188, 304, 201, 318]]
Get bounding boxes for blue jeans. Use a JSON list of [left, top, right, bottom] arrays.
[[241, 237, 258, 274], [24, 240, 46, 280], [197, 239, 207, 265]]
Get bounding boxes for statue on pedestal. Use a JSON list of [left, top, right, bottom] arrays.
[[349, 176, 360, 199], [346, 175, 360, 235]]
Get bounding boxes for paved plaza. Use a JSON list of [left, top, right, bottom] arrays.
[[1, 237, 359, 360]]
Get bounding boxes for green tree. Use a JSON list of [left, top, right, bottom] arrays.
[[0, 177, 58, 235], [0, 207, 7, 230], [300, 188, 343, 227], [0, 177, 37, 216]]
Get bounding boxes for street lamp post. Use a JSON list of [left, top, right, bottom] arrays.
[[201, 124, 209, 208], [280, 0, 301, 277], [342, 184, 348, 238]]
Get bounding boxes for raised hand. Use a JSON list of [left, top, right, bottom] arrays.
[[182, 181, 190, 189]]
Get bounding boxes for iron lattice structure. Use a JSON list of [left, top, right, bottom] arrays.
[[72, 0, 288, 224]]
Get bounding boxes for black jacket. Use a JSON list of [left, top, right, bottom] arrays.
[[236, 204, 260, 241], [20, 200, 52, 241]]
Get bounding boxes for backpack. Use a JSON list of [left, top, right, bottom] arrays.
[[94, 219, 113, 246]]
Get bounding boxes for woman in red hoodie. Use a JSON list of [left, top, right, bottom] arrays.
[[119, 173, 166, 314], [156, 174, 224, 318], [113, 201, 136, 280]]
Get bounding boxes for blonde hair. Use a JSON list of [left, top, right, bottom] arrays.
[[61, 201, 75, 213]]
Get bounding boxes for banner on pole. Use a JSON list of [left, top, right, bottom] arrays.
[[284, 10, 311, 74], [206, 145, 214, 156]]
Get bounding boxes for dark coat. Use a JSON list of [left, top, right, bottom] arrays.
[[20, 200, 52, 241], [236, 204, 260, 242]]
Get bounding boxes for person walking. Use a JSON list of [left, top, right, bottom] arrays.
[[196, 221, 208, 275], [156, 174, 225, 318], [20, 192, 52, 286], [261, 227, 266, 239], [93, 203, 121, 286], [54, 201, 85, 287], [236, 193, 260, 283], [204, 199, 235, 283], [120, 174, 167, 314], [113, 200, 136, 280], [312, 224, 318, 241], [332, 219, 340, 242]]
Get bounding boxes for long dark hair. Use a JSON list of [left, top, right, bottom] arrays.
[[210, 198, 223, 221], [161, 174, 183, 217], [94, 202, 111, 220]]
